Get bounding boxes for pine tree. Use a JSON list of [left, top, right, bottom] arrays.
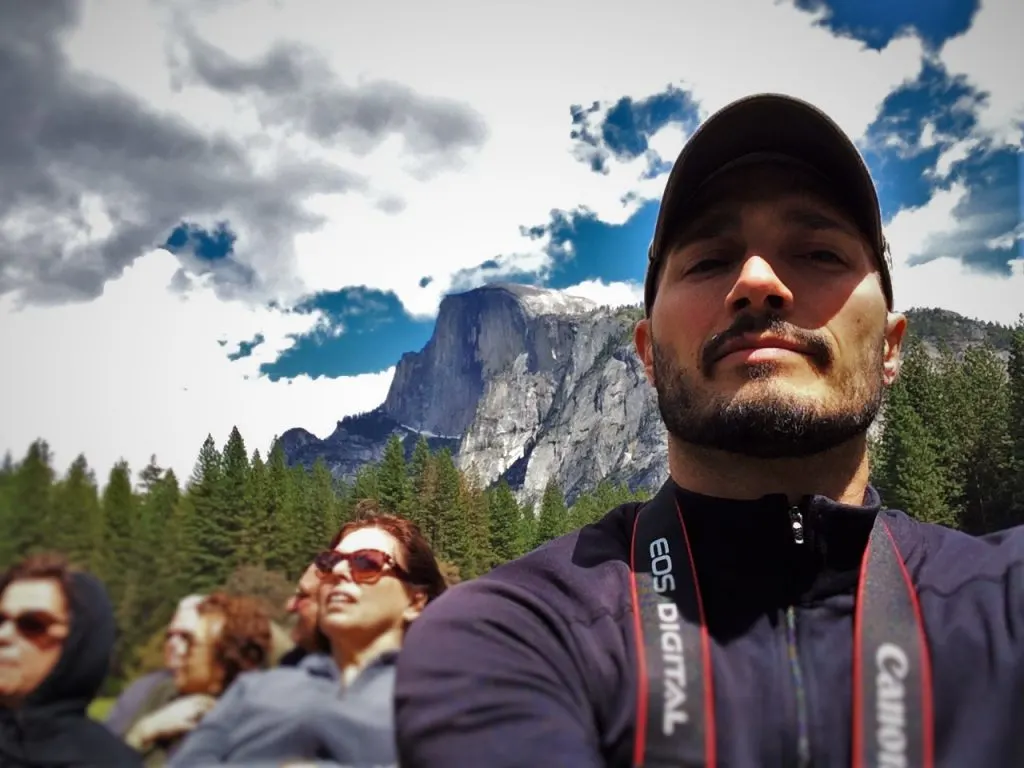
[[100, 460, 139, 675], [238, 449, 269, 567], [534, 478, 568, 548], [898, 340, 963, 517], [50, 454, 101, 571], [955, 344, 1013, 533], [332, 478, 353, 527], [4, 440, 55, 563], [0, 456, 12, 567], [1007, 316, 1024, 525], [264, 441, 295, 575], [568, 491, 598, 531], [132, 465, 181, 665], [187, 435, 228, 590], [519, 498, 537, 555], [431, 449, 464, 561], [459, 467, 491, 578], [286, 463, 315, 579], [220, 427, 251, 571], [877, 368, 955, 527], [350, 463, 380, 505], [310, 458, 341, 545], [164, 493, 201, 596], [407, 438, 432, 536], [488, 479, 523, 564], [378, 434, 410, 515]]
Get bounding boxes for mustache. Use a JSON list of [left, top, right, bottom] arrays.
[[701, 313, 833, 374]]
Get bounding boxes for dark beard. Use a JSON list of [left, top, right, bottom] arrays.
[[651, 320, 885, 459]]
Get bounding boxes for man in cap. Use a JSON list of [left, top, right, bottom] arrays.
[[392, 93, 1024, 767]]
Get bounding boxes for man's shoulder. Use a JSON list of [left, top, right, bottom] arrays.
[[395, 500, 646, 760], [890, 508, 1024, 594]]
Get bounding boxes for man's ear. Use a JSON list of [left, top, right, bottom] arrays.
[[881, 311, 907, 386], [634, 317, 657, 386]]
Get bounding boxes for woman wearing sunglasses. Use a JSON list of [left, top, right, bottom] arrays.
[[170, 505, 448, 767], [0, 552, 144, 767]]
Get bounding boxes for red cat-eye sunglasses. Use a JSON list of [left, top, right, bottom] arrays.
[[313, 548, 412, 585]]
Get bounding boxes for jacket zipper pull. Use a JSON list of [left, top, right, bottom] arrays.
[[789, 507, 805, 544]]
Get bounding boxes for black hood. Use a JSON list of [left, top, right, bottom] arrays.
[[0, 570, 142, 767], [25, 571, 115, 714]]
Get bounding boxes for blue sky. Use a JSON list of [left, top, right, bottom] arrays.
[[794, 0, 978, 50], [3, 0, 1021, 481]]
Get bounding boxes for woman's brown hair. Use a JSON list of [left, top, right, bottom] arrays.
[[329, 501, 448, 605], [196, 592, 272, 692]]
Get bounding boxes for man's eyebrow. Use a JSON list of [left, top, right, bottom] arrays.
[[670, 210, 742, 252], [782, 208, 859, 236]]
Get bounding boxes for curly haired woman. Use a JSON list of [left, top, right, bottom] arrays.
[[125, 592, 271, 766]]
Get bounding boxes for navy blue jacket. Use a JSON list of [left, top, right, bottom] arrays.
[[394, 479, 1024, 767]]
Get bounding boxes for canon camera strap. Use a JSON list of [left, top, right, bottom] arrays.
[[629, 499, 934, 768]]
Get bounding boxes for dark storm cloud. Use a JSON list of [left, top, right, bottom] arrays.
[[0, 1, 367, 305], [170, 26, 490, 162]]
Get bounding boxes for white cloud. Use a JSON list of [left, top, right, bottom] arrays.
[[940, 0, 1024, 147], [561, 280, 644, 309], [931, 138, 980, 181], [886, 183, 1024, 324], [0, 249, 392, 484]]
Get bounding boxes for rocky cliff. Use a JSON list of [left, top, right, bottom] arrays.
[[280, 283, 1013, 505]]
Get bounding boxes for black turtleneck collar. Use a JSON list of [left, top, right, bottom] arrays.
[[650, 478, 881, 637]]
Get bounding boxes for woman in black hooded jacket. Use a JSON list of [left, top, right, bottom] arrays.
[[0, 552, 143, 767]]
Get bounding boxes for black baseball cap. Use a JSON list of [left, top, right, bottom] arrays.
[[643, 93, 893, 315]]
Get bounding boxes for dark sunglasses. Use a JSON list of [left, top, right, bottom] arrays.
[[0, 610, 67, 641], [313, 548, 412, 585]]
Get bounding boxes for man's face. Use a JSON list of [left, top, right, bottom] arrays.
[[635, 161, 905, 458], [0, 579, 69, 706], [285, 565, 321, 651]]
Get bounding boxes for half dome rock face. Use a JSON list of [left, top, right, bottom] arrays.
[[381, 283, 599, 440], [281, 284, 1002, 506], [452, 295, 667, 504]]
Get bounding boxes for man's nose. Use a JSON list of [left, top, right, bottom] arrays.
[[724, 254, 794, 314]]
